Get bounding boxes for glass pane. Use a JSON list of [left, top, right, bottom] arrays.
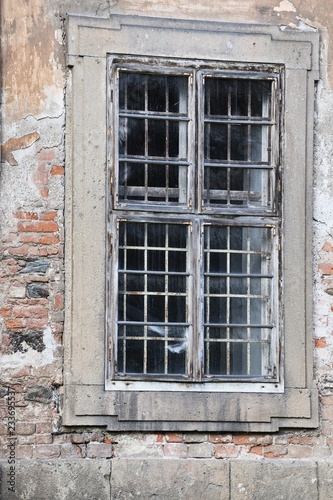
[[147, 340, 164, 373], [206, 341, 227, 376], [203, 76, 274, 212], [250, 80, 272, 118], [117, 71, 189, 206], [204, 123, 227, 161], [203, 224, 274, 378], [116, 221, 190, 378], [119, 73, 145, 111], [126, 340, 144, 373], [204, 78, 229, 116]]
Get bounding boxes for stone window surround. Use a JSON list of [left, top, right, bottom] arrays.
[[64, 14, 319, 431]]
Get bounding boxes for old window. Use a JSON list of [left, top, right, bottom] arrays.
[[108, 63, 280, 386], [65, 14, 319, 431]]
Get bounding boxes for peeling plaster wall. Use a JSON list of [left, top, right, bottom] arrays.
[[1, 0, 333, 497]]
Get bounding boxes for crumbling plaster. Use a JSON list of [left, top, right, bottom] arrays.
[[1, 0, 333, 128], [0, 0, 333, 478]]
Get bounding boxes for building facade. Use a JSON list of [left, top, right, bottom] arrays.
[[1, 1, 333, 498]]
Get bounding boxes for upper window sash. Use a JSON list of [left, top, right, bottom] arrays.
[[198, 70, 281, 216], [111, 62, 281, 216]]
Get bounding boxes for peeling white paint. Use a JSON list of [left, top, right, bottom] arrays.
[[55, 29, 63, 45], [0, 326, 56, 372], [274, 0, 296, 13]]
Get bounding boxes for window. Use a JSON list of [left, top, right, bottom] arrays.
[[109, 64, 280, 386], [65, 14, 319, 431]]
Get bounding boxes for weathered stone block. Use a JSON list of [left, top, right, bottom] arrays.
[[18, 260, 50, 274], [24, 385, 53, 404], [0, 460, 111, 500], [110, 458, 229, 500], [318, 461, 333, 500], [230, 460, 318, 500], [187, 443, 213, 458], [27, 283, 49, 298]]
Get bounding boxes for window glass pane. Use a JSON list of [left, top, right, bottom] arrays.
[[116, 221, 190, 378], [203, 224, 274, 378], [203, 76, 274, 211], [117, 71, 189, 206]]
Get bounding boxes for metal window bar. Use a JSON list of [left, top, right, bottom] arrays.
[[202, 76, 275, 211], [203, 224, 274, 378], [116, 221, 191, 378]]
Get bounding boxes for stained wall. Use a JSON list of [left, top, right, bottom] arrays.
[[1, 1, 333, 497]]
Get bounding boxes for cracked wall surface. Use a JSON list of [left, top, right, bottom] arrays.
[[1, 0, 333, 497]]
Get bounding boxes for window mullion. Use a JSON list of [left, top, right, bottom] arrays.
[[143, 222, 148, 375], [192, 220, 202, 382]]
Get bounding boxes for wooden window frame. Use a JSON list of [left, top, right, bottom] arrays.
[[108, 61, 281, 390]]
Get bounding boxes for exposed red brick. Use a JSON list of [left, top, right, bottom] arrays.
[[18, 221, 58, 233], [214, 444, 239, 459], [36, 421, 53, 434], [18, 234, 40, 243], [249, 445, 263, 456], [50, 165, 64, 175], [71, 434, 87, 444], [209, 434, 233, 443], [165, 433, 183, 443], [1, 307, 12, 317], [263, 445, 288, 458], [13, 306, 48, 318], [39, 234, 59, 244], [41, 246, 59, 256], [320, 395, 333, 406], [318, 263, 333, 275], [323, 242, 333, 252], [322, 405, 333, 421], [14, 211, 38, 220], [36, 434, 53, 444], [16, 423, 36, 435], [26, 318, 48, 329], [315, 337, 327, 348], [34, 167, 48, 185], [156, 434, 164, 443], [37, 149, 56, 161], [40, 187, 49, 198], [8, 245, 29, 256], [233, 434, 272, 446], [289, 436, 316, 446], [35, 444, 61, 459], [5, 318, 26, 330], [40, 212, 57, 220]]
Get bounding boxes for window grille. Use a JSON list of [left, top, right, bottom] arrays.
[[110, 61, 280, 384]]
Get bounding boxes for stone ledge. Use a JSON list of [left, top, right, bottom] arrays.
[[0, 460, 111, 500], [0, 458, 332, 499]]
